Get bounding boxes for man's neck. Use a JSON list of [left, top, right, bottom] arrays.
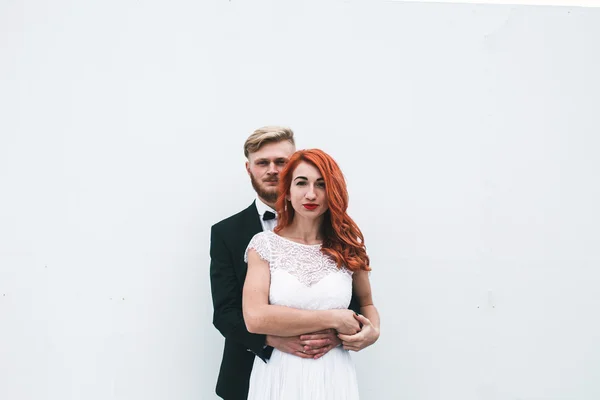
[[257, 196, 276, 210]]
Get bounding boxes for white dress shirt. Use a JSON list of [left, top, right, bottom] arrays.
[[255, 196, 277, 232]]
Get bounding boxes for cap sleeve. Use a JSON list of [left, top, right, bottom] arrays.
[[244, 232, 271, 263]]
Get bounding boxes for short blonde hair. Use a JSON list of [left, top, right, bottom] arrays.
[[243, 126, 295, 158]]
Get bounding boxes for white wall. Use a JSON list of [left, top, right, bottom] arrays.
[[400, 0, 600, 6], [1, 1, 599, 399]]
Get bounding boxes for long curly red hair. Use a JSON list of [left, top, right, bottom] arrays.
[[274, 149, 370, 272]]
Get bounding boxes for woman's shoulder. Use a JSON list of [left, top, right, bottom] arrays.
[[250, 231, 276, 242], [247, 230, 275, 247], [245, 231, 275, 262]]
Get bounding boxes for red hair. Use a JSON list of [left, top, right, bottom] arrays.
[[274, 149, 370, 272]]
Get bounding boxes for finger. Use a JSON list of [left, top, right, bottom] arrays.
[[342, 340, 363, 349], [303, 339, 330, 349], [313, 345, 333, 359], [293, 350, 313, 359], [337, 332, 363, 342], [353, 314, 372, 326], [300, 333, 329, 341], [341, 334, 364, 343], [342, 341, 361, 351], [299, 329, 332, 340], [337, 333, 351, 341], [304, 346, 327, 355], [336, 327, 359, 336], [304, 341, 326, 349], [304, 346, 327, 354], [322, 331, 340, 341], [291, 344, 310, 354]]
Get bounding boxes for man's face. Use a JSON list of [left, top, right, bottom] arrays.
[[246, 140, 296, 205]]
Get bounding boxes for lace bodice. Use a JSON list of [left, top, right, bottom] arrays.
[[244, 231, 353, 310]]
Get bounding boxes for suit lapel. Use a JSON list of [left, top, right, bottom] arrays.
[[233, 201, 263, 283], [241, 201, 262, 240]]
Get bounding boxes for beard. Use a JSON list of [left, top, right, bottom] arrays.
[[250, 173, 279, 204]]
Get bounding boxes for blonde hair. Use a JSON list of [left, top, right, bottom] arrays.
[[243, 126, 295, 158]]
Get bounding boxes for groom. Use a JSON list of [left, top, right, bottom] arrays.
[[209, 126, 374, 400]]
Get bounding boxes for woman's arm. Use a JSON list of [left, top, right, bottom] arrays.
[[242, 249, 360, 336], [355, 270, 380, 333], [338, 269, 380, 351]]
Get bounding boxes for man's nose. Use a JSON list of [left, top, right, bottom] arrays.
[[267, 162, 278, 174]]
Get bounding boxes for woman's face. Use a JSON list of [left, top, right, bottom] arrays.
[[288, 161, 329, 219]]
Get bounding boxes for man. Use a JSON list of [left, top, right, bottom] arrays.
[[209, 126, 375, 400]]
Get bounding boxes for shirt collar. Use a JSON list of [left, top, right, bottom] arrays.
[[255, 196, 276, 218]]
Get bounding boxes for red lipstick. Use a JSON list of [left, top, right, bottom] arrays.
[[303, 204, 318, 210]]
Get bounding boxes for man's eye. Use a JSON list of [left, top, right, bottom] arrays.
[[276, 160, 287, 165], [257, 161, 267, 165]]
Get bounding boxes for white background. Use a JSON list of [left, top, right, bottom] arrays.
[[400, 0, 600, 6], [1, 1, 599, 399]]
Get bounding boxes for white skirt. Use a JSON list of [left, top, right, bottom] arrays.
[[247, 347, 359, 400]]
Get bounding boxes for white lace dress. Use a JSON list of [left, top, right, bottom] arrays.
[[244, 230, 359, 400]]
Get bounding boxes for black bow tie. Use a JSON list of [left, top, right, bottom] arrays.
[[263, 211, 276, 221]]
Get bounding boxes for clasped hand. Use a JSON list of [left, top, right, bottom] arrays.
[[268, 311, 378, 358], [337, 313, 379, 352], [267, 329, 340, 360]]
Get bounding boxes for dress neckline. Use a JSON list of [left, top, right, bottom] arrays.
[[268, 230, 322, 247]]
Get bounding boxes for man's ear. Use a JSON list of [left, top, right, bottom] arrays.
[[245, 161, 251, 176]]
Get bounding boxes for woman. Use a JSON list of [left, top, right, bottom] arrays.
[[243, 149, 380, 400]]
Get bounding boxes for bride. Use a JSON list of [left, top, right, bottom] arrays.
[[243, 148, 380, 400]]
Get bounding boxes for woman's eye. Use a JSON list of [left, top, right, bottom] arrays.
[[316, 182, 326, 188], [296, 181, 306, 186]]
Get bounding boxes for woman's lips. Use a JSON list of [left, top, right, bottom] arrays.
[[303, 204, 318, 210]]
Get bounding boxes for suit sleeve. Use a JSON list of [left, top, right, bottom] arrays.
[[209, 225, 269, 360]]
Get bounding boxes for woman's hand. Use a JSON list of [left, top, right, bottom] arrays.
[[331, 309, 361, 335], [337, 313, 380, 351]]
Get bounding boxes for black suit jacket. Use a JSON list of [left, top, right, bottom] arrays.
[[209, 201, 360, 400], [210, 202, 266, 400]]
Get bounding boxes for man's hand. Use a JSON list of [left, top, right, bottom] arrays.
[[337, 314, 379, 352], [299, 329, 341, 360], [267, 329, 340, 360]]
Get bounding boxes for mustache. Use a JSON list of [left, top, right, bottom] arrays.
[[264, 178, 279, 182]]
